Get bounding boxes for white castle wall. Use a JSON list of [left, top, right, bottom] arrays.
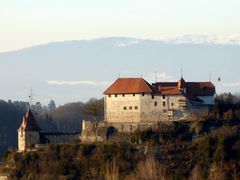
[[18, 130, 39, 151], [105, 93, 187, 123], [105, 94, 141, 123]]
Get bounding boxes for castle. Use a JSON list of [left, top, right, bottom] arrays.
[[18, 76, 216, 150], [104, 77, 215, 122]]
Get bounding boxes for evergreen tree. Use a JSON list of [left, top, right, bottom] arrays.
[[48, 99, 56, 111]]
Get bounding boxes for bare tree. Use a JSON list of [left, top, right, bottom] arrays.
[[188, 165, 204, 180], [126, 155, 169, 180], [207, 163, 226, 180], [105, 159, 119, 180], [84, 98, 102, 121]]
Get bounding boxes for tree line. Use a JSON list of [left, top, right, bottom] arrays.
[[0, 98, 104, 160], [0, 92, 240, 160]]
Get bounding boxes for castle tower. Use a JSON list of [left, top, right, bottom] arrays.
[[178, 77, 186, 94], [18, 109, 41, 151]]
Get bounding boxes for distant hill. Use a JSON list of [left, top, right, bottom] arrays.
[[0, 37, 240, 105]]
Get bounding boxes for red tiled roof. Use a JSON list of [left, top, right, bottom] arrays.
[[104, 77, 216, 97], [103, 78, 153, 94], [186, 82, 215, 96], [153, 81, 215, 96], [153, 82, 182, 95], [19, 109, 41, 131]]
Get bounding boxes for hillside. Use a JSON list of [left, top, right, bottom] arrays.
[[1, 119, 240, 179], [0, 93, 240, 179]]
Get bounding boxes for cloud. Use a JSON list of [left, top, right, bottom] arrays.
[[47, 80, 111, 86], [159, 35, 240, 45], [222, 82, 240, 87], [116, 40, 139, 47], [145, 72, 176, 83]]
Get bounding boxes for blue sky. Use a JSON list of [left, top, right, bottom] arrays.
[[0, 1, 240, 105], [1, 0, 240, 52]]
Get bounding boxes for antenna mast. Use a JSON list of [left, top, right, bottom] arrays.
[[181, 64, 183, 78], [155, 71, 158, 82], [28, 88, 33, 108]]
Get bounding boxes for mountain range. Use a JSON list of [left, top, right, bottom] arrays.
[[0, 36, 240, 105]]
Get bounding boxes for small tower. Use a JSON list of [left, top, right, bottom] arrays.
[[178, 77, 186, 95], [18, 109, 41, 151]]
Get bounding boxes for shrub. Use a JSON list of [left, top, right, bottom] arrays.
[[207, 163, 226, 180], [126, 155, 169, 180], [188, 165, 204, 180]]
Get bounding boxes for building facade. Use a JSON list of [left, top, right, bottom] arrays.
[[103, 77, 216, 125]]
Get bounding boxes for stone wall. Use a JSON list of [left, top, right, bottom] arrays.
[[41, 133, 80, 143], [140, 94, 186, 121], [105, 94, 141, 122], [0, 175, 8, 180], [82, 120, 174, 134], [18, 130, 39, 151], [18, 130, 25, 151], [104, 92, 214, 123], [81, 121, 107, 143], [187, 104, 211, 116], [105, 93, 187, 123]]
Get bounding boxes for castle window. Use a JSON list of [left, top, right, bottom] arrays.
[[129, 106, 133, 110], [123, 107, 127, 110], [135, 106, 138, 110], [154, 102, 157, 106], [162, 95, 166, 99], [163, 102, 166, 106], [142, 93, 145, 96], [180, 106, 187, 111], [122, 94, 125, 97], [152, 95, 154, 99], [168, 110, 173, 116], [108, 95, 111, 97], [130, 125, 133, 131], [133, 93, 135, 96], [115, 94, 118, 97], [171, 103, 174, 106]]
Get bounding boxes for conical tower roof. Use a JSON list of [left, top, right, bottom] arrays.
[[178, 77, 186, 89], [18, 109, 41, 131]]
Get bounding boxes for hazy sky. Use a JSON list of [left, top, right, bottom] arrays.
[[1, 0, 240, 52]]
